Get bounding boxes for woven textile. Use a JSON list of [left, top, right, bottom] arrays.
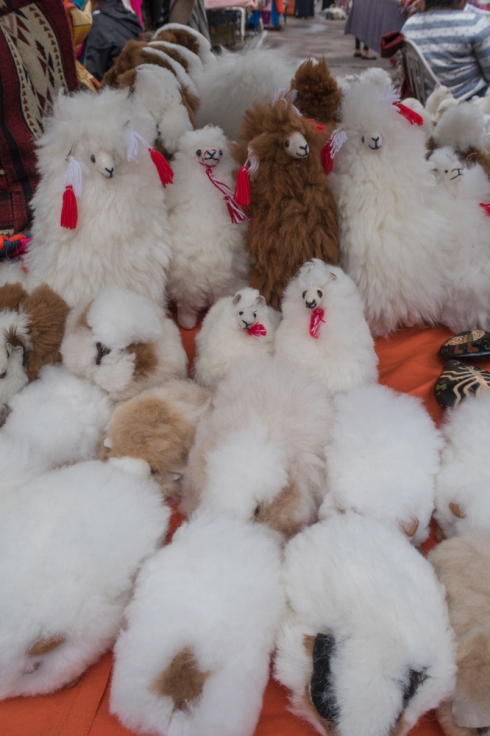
[[0, 0, 79, 236]]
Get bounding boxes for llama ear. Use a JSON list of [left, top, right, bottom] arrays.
[[329, 272, 337, 282], [103, 436, 113, 449], [232, 293, 242, 306], [255, 295, 266, 308]]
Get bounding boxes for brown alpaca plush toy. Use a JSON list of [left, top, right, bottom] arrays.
[[290, 57, 343, 130], [231, 96, 339, 310]]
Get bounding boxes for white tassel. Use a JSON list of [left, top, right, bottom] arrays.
[[126, 127, 150, 163], [381, 87, 400, 106], [247, 148, 260, 179], [63, 156, 82, 198], [329, 129, 348, 158]]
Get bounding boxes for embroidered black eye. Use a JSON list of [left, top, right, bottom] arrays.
[[219, 150, 223, 156], [285, 140, 290, 148], [254, 505, 260, 517], [90, 155, 96, 163], [445, 170, 448, 173], [196, 149, 202, 156], [253, 312, 257, 318], [361, 136, 365, 143], [317, 290, 323, 298], [239, 311, 243, 315], [302, 290, 307, 299]]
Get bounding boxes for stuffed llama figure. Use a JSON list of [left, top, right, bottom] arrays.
[[429, 532, 490, 736], [0, 457, 170, 699], [100, 378, 211, 499], [435, 391, 490, 539], [153, 23, 216, 70], [147, 39, 203, 86], [290, 57, 343, 129], [181, 355, 333, 538], [274, 260, 378, 395], [274, 512, 456, 736], [61, 286, 187, 402], [429, 102, 490, 180], [320, 383, 442, 546], [110, 510, 285, 736], [22, 87, 173, 308], [231, 96, 339, 311], [330, 71, 453, 336], [193, 287, 281, 389], [166, 126, 249, 329]]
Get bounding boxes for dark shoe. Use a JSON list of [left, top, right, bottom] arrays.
[[435, 359, 490, 409], [439, 330, 490, 360]]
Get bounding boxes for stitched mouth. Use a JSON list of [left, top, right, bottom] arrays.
[[369, 142, 380, 150], [306, 300, 317, 310], [296, 150, 309, 158], [450, 170, 462, 180]]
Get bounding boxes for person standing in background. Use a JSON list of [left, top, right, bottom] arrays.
[[84, 0, 142, 81]]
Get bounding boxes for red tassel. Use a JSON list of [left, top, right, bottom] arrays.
[[309, 307, 325, 339], [321, 141, 334, 175], [315, 124, 326, 131], [480, 202, 490, 216], [246, 323, 267, 338], [234, 165, 250, 207], [394, 102, 424, 127], [60, 185, 78, 229], [150, 147, 174, 187]]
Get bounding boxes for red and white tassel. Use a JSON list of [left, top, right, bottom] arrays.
[[246, 323, 267, 338], [393, 102, 424, 126], [126, 127, 174, 187], [60, 155, 82, 230], [480, 202, 490, 216], [309, 307, 325, 339], [321, 129, 348, 175]]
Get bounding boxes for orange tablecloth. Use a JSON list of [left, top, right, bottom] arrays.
[[3, 323, 486, 736]]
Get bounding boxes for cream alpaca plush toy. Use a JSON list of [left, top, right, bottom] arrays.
[[182, 355, 333, 538], [166, 126, 249, 329], [61, 286, 187, 402], [0, 457, 169, 698], [274, 260, 378, 395], [193, 287, 280, 389], [274, 512, 456, 736], [320, 383, 442, 546], [435, 391, 490, 538], [19, 87, 173, 308], [330, 72, 453, 336], [110, 510, 285, 736]]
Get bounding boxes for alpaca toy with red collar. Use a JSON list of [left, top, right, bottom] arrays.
[[166, 126, 249, 329], [274, 260, 378, 395]]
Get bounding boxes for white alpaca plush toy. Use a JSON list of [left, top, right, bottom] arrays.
[[182, 355, 333, 538], [110, 510, 285, 736], [61, 286, 187, 402], [1, 365, 112, 469], [193, 287, 280, 389], [21, 87, 173, 308], [330, 72, 453, 336], [274, 512, 456, 736], [0, 457, 169, 699], [435, 391, 490, 538], [274, 260, 378, 395], [147, 41, 203, 85], [431, 101, 487, 155], [320, 383, 442, 546], [166, 126, 249, 329], [425, 84, 455, 121]]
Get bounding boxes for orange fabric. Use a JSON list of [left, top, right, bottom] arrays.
[[2, 323, 488, 736]]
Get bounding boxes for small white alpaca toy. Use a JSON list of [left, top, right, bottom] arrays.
[[1, 364, 113, 469], [320, 383, 442, 546], [61, 286, 187, 402], [166, 125, 249, 329], [110, 510, 285, 736], [330, 72, 453, 336], [182, 355, 333, 538], [435, 391, 490, 538], [0, 457, 169, 698], [100, 378, 211, 499], [274, 512, 456, 736], [425, 84, 455, 120], [431, 101, 487, 156], [20, 87, 174, 308], [193, 287, 280, 389], [274, 260, 378, 395]]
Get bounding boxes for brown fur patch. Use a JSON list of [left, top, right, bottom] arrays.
[[449, 502, 465, 519], [115, 68, 138, 93], [390, 716, 410, 736], [437, 702, 477, 736], [126, 341, 158, 378], [4, 326, 28, 353], [254, 482, 307, 538], [21, 285, 69, 381], [291, 58, 342, 128], [28, 635, 66, 656], [455, 630, 490, 725], [147, 42, 189, 71], [101, 40, 183, 88], [180, 86, 200, 126], [0, 282, 27, 312], [399, 517, 419, 537], [153, 28, 201, 57], [75, 303, 91, 332], [151, 647, 209, 710]]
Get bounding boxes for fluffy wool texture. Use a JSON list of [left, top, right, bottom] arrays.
[[274, 512, 456, 736], [100, 378, 211, 498], [110, 510, 285, 736], [430, 102, 490, 182], [425, 84, 455, 120], [320, 383, 442, 546], [429, 532, 490, 734], [274, 260, 378, 394], [24, 88, 172, 308], [1, 365, 112, 468], [166, 126, 249, 329], [0, 434, 51, 497], [435, 391, 490, 538], [147, 40, 203, 84], [61, 286, 187, 402], [153, 23, 216, 70], [330, 72, 453, 336], [193, 287, 281, 389], [182, 355, 333, 538], [0, 457, 169, 699], [290, 57, 342, 128], [231, 98, 339, 311], [428, 147, 490, 331]]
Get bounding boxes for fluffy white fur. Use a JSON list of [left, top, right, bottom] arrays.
[[274, 512, 456, 736], [425, 84, 455, 120], [24, 88, 172, 307], [153, 23, 217, 69], [330, 72, 453, 336], [1, 364, 112, 468], [61, 286, 187, 401], [0, 457, 169, 698], [142, 47, 198, 97], [401, 97, 434, 139], [435, 391, 490, 538], [193, 287, 281, 389], [166, 126, 249, 329], [148, 41, 203, 83], [274, 260, 378, 394], [0, 434, 51, 498], [320, 383, 442, 546], [431, 101, 487, 154], [0, 309, 30, 405], [182, 355, 333, 537], [110, 510, 285, 736]]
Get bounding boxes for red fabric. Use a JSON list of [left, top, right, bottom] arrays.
[[394, 102, 424, 127], [309, 307, 326, 338], [247, 323, 268, 337], [2, 323, 489, 736]]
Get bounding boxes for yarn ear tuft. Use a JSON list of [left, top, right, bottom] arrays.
[[234, 165, 250, 207], [394, 102, 424, 126], [322, 129, 347, 175], [149, 147, 174, 187]]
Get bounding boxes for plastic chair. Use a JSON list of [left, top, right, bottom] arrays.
[[402, 38, 440, 104]]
